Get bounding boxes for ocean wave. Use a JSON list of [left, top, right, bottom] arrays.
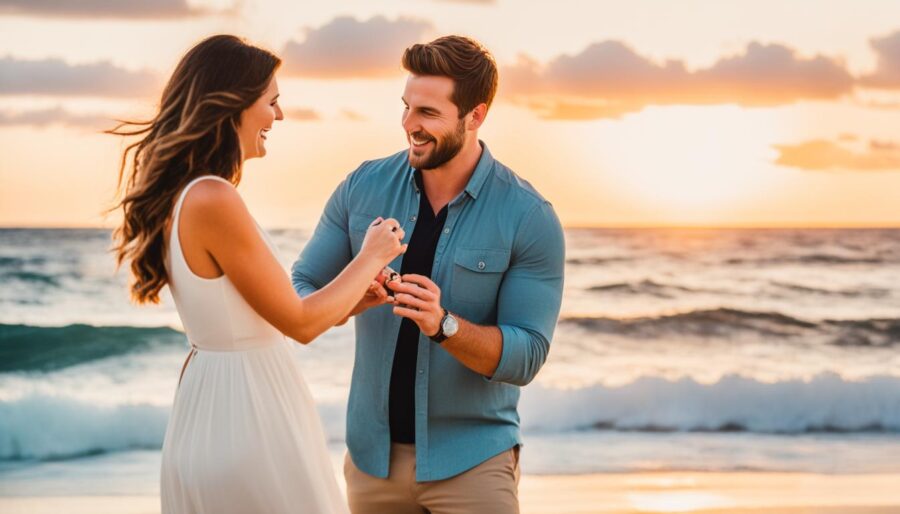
[[588, 279, 726, 298], [0, 255, 49, 268], [0, 395, 169, 461], [0, 394, 346, 462], [769, 280, 890, 298], [825, 318, 900, 346], [566, 256, 634, 265], [560, 308, 900, 346], [520, 372, 900, 434], [561, 308, 817, 337], [0, 324, 186, 373], [0, 270, 75, 287], [724, 254, 884, 266], [3, 373, 897, 462]]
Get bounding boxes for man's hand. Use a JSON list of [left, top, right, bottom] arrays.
[[392, 274, 504, 377], [390, 274, 443, 337], [336, 280, 392, 326]]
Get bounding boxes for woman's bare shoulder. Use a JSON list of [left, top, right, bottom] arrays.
[[179, 177, 255, 241]]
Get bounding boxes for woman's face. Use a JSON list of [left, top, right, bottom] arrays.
[[238, 76, 283, 161]]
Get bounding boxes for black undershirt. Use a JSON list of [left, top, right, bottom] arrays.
[[388, 170, 448, 444]]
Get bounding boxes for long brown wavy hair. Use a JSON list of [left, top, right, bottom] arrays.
[[108, 34, 281, 304]]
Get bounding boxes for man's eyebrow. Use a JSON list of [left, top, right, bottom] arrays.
[[401, 97, 441, 115]]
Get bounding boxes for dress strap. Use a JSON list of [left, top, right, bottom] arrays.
[[169, 175, 233, 276]]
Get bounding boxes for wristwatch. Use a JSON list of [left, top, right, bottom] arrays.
[[429, 309, 459, 343]]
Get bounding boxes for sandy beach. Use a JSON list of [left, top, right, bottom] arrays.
[[521, 472, 900, 513], [2, 472, 899, 514]]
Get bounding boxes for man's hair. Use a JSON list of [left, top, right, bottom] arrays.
[[402, 35, 498, 118]]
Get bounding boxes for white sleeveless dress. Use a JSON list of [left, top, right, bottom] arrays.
[[160, 175, 348, 514]]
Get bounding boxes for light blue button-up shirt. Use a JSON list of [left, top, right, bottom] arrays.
[[291, 142, 565, 481]]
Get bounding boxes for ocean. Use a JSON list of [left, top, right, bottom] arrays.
[[1, 227, 899, 497]]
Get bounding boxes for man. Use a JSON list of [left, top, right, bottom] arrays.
[[291, 35, 565, 513]]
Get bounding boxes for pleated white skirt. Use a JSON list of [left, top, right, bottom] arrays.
[[160, 341, 349, 514]]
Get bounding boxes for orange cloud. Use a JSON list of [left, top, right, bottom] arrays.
[[774, 138, 900, 171], [284, 108, 320, 121], [503, 41, 854, 119], [0, 0, 215, 19], [281, 16, 432, 79], [340, 109, 366, 121]]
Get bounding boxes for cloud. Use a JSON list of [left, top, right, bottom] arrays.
[[0, 0, 213, 18], [339, 109, 366, 121], [774, 138, 900, 171], [861, 99, 900, 109], [0, 57, 159, 97], [522, 99, 640, 120], [860, 30, 900, 89], [503, 41, 854, 119], [869, 139, 899, 151], [281, 15, 432, 79], [284, 107, 320, 121], [0, 106, 109, 129]]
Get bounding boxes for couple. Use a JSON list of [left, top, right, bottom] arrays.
[[111, 33, 565, 513]]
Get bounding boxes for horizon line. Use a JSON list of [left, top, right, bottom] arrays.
[[2, 223, 900, 231]]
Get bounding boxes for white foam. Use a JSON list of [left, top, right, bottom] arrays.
[[521, 372, 900, 433], [4, 372, 899, 462], [0, 395, 168, 460]]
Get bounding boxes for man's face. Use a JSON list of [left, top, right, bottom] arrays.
[[401, 74, 467, 170]]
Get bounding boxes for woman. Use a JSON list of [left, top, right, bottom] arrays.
[[108, 35, 405, 513]]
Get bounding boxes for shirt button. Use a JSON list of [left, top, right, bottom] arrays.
[[410, 216, 417, 222], [443, 228, 450, 234], [478, 261, 486, 270], [418, 369, 424, 374]]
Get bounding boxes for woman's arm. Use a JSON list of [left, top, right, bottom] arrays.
[[180, 180, 405, 343]]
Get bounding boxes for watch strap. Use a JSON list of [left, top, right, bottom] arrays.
[[429, 308, 449, 343]]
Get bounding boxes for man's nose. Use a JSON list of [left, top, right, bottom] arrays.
[[402, 111, 419, 134]]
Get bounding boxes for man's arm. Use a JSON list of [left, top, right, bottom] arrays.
[[391, 276, 502, 376], [291, 175, 354, 298], [391, 201, 566, 385]]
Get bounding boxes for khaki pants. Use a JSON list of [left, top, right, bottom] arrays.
[[344, 443, 520, 514]]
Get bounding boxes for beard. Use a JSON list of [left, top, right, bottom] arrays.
[[408, 118, 466, 170]]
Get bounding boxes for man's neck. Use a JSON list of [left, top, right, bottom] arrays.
[[420, 137, 482, 215]]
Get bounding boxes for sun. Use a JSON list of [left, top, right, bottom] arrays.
[[596, 105, 786, 223]]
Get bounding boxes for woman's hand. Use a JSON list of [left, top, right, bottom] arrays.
[[335, 280, 392, 326], [359, 217, 407, 266]]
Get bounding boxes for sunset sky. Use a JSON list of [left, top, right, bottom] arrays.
[[1, 0, 899, 228]]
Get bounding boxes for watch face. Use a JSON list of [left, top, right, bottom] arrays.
[[443, 314, 459, 337]]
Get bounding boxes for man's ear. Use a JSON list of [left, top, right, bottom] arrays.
[[467, 103, 488, 131]]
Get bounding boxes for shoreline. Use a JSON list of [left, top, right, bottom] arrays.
[[2, 471, 899, 514], [521, 472, 900, 513]]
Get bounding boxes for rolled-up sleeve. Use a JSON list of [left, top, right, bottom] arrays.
[[489, 201, 565, 386], [290, 173, 354, 298]]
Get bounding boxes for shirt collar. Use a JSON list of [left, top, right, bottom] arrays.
[[406, 140, 495, 201], [463, 140, 494, 201]]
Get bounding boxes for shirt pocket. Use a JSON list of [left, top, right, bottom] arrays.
[[450, 247, 511, 305]]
